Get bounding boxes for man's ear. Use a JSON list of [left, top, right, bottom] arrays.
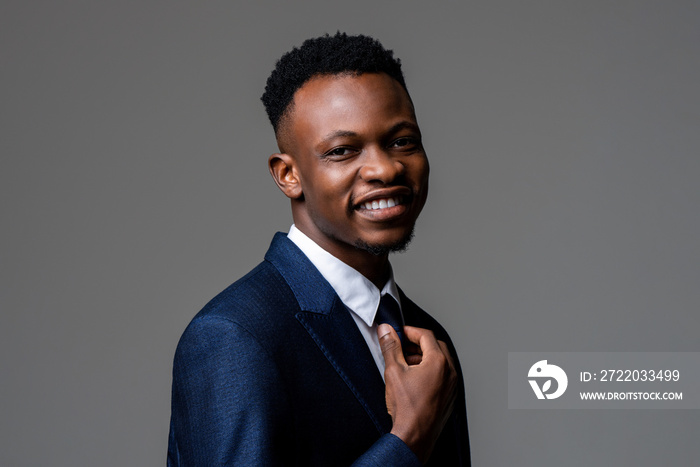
[[268, 153, 303, 199]]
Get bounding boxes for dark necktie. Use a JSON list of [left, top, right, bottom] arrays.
[[375, 294, 405, 347]]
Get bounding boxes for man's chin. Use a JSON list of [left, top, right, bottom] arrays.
[[353, 228, 415, 256]]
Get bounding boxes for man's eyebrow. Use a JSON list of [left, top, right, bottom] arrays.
[[319, 122, 420, 143], [320, 130, 358, 142], [386, 121, 421, 135]]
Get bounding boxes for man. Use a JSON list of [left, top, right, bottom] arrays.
[[168, 33, 470, 466]]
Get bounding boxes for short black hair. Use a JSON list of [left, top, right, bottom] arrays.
[[261, 32, 407, 134]]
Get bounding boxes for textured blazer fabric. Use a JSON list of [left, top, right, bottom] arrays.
[[168, 233, 470, 466]]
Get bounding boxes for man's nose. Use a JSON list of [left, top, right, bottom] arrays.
[[358, 147, 404, 183]]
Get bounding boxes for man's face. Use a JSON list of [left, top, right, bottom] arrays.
[[280, 72, 429, 260]]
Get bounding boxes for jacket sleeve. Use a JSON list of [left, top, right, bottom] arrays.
[[350, 434, 422, 467], [167, 316, 423, 467], [168, 316, 293, 466]]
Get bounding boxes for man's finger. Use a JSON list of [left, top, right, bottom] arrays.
[[403, 325, 442, 354], [378, 323, 406, 367], [437, 340, 455, 369]]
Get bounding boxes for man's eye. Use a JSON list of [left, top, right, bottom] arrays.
[[391, 137, 417, 148], [326, 147, 352, 156]]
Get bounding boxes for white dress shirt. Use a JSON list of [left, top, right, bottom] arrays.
[[287, 225, 404, 380]]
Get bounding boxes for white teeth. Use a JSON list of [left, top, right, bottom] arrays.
[[362, 197, 402, 210]]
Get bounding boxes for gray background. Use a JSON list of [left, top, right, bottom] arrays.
[[2, 1, 698, 466]]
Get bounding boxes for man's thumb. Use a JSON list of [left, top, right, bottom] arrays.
[[378, 323, 403, 365]]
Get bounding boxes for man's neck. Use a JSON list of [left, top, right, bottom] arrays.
[[291, 225, 391, 289], [344, 252, 390, 290]]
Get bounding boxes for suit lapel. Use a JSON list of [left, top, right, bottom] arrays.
[[295, 298, 391, 434], [264, 233, 392, 434], [397, 287, 427, 328]]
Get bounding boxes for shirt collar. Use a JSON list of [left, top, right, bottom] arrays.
[[287, 224, 401, 327]]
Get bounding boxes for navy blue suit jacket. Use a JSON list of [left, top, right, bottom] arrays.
[[168, 233, 470, 466]]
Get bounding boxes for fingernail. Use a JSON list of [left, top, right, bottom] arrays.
[[377, 323, 391, 338]]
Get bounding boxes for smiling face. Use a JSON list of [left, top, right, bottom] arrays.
[[269, 72, 429, 272]]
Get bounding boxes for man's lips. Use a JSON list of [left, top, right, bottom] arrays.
[[354, 187, 412, 208], [360, 195, 404, 211], [353, 187, 413, 219]]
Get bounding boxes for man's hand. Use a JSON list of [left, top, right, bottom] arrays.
[[378, 324, 458, 464]]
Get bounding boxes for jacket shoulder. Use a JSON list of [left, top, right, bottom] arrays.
[[178, 259, 299, 348], [201, 259, 294, 317]]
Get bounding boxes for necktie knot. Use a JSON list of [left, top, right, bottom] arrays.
[[375, 294, 405, 346]]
